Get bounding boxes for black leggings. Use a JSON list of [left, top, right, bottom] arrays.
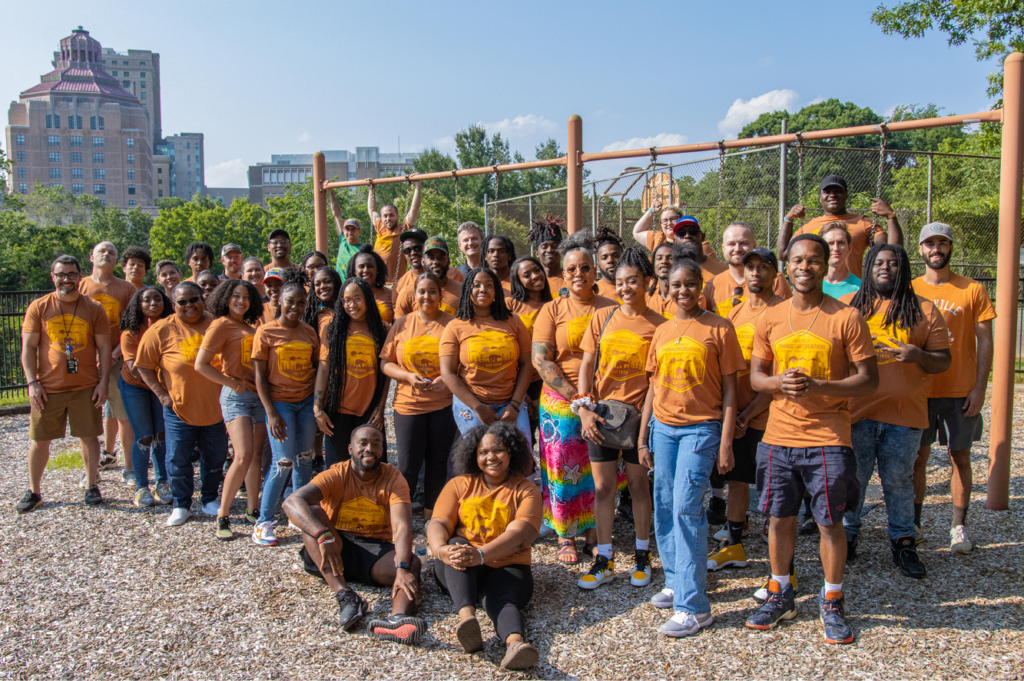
[[394, 408, 458, 510], [323, 412, 388, 467], [434, 558, 533, 642]]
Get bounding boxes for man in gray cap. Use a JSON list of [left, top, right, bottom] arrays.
[[219, 243, 243, 281], [780, 174, 903, 276], [911, 222, 995, 554]]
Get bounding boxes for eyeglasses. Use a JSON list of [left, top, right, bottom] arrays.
[[175, 296, 201, 306], [52, 272, 81, 281], [342, 296, 365, 305], [732, 286, 744, 308], [402, 245, 423, 255]]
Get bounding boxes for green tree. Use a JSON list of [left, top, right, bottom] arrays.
[[22, 183, 101, 227]]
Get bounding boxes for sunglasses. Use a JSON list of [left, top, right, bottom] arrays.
[[402, 245, 423, 255], [732, 286, 744, 308], [565, 265, 593, 275], [176, 296, 201, 306], [676, 227, 703, 239]]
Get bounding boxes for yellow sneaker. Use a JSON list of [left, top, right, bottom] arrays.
[[577, 555, 614, 590], [631, 549, 652, 587], [707, 542, 748, 571]]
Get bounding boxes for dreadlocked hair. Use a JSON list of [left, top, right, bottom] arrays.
[[121, 286, 172, 334], [206, 279, 264, 325], [616, 247, 655, 280], [849, 243, 922, 332], [649, 241, 677, 294], [456, 268, 513, 321], [509, 256, 553, 304], [527, 214, 566, 246], [595, 225, 623, 250], [323, 277, 389, 416], [302, 266, 341, 329], [347, 244, 388, 289]]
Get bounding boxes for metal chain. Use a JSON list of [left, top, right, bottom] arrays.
[[717, 142, 725, 236], [492, 166, 500, 202], [871, 123, 888, 248], [795, 132, 804, 206], [452, 170, 460, 225]]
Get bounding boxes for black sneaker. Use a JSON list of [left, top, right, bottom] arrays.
[[97, 451, 117, 470], [312, 454, 325, 475], [617, 487, 634, 522], [846, 534, 858, 562], [706, 496, 727, 526], [891, 536, 927, 579], [84, 486, 103, 506], [366, 613, 427, 645], [336, 588, 368, 632], [216, 516, 233, 541], [16, 490, 42, 513]]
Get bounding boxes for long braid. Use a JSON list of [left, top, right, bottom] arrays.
[[850, 243, 922, 331], [323, 277, 388, 415]]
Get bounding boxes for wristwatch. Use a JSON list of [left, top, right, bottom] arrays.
[[396, 561, 411, 570]]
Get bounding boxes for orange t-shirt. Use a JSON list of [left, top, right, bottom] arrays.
[[507, 297, 546, 383], [727, 298, 785, 431], [796, 214, 886, 275], [373, 218, 409, 284], [319, 324, 383, 416], [380, 312, 454, 415], [23, 293, 110, 394], [201, 317, 257, 392], [391, 268, 424, 305], [580, 306, 665, 410], [119, 323, 151, 389], [252, 320, 318, 403], [752, 296, 876, 448], [439, 316, 532, 404], [432, 474, 542, 568], [842, 296, 949, 428], [646, 288, 710, 320], [316, 307, 333, 334], [704, 269, 793, 317], [135, 313, 221, 426], [548, 275, 567, 298], [261, 303, 278, 327], [312, 461, 410, 542], [395, 275, 461, 318], [595, 277, 622, 303], [645, 311, 746, 427], [78, 276, 137, 348], [532, 296, 617, 387], [911, 274, 997, 399], [372, 286, 394, 323]]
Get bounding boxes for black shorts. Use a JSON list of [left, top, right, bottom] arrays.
[[299, 533, 394, 586], [587, 442, 640, 465], [755, 443, 859, 526], [722, 427, 762, 484], [921, 397, 984, 450]]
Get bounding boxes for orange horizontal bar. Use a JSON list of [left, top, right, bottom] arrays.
[[321, 157, 567, 190], [580, 109, 1003, 162]]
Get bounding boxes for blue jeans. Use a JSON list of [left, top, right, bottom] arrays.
[[258, 394, 316, 524], [118, 374, 168, 489], [651, 419, 721, 615], [844, 419, 922, 542], [163, 407, 228, 509], [451, 394, 532, 449]]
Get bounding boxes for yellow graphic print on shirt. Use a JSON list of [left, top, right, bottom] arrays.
[[439, 300, 457, 316], [402, 334, 441, 378], [656, 336, 707, 394], [734, 322, 755, 378], [598, 330, 648, 381], [774, 332, 832, 380], [717, 295, 745, 318], [45, 315, 89, 353], [92, 292, 122, 327], [376, 301, 390, 320], [518, 310, 539, 336], [276, 341, 314, 381], [335, 496, 388, 535], [179, 333, 204, 366], [240, 335, 253, 369], [565, 314, 592, 353], [866, 313, 910, 366], [346, 333, 377, 379], [467, 329, 518, 373], [459, 494, 512, 545]]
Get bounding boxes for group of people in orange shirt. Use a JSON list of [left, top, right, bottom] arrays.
[[15, 173, 995, 666]]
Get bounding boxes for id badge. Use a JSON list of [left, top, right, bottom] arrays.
[[66, 358, 78, 374]]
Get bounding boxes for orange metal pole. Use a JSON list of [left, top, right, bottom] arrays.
[[322, 157, 566, 190], [313, 152, 328, 257], [988, 53, 1024, 510], [566, 115, 583, 234]]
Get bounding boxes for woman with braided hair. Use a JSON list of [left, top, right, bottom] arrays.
[[347, 244, 395, 323], [507, 256, 553, 443], [594, 226, 624, 302], [313, 277, 391, 466], [526, 215, 565, 297], [302, 267, 341, 334]]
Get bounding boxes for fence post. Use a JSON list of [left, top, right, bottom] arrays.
[[989, 51, 1024, 510], [312, 152, 328, 257], [778, 120, 787, 251], [592, 183, 597, 237], [926, 154, 933, 224], [567, 115, 583, 235]]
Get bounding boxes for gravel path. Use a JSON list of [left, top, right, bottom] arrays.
[[0, 394, 1022, 680]]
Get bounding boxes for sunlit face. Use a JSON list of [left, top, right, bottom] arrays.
[[823, 229, 850, 267], [380, 205, 399, 230], [196, 272, 219, 300], [660, 209, 682, 239], [343, 222, 361, 245], [458, 227, 482, 258], [349, 426, 384, 473], [173, 285, 205, 323], [722, 225, 755, 266], [228, 284, 250, 318], [597, 243, 623, 281], [303, 255, 327, 282], [615, 265, 648, 307], [51, 262, 81, 296], [242, 260, 265, 289], [919, 235, 952, 271], [341, 282, 367, 321], [415, 278, 441, 314], [423, 248, 449, 280], [91, 242, 118, 270], [485, 238, 510, 272], [268, 236, 291, 260], [471, 271, 496, 309], [314, 270, 335, 304], [653, 247, 673, 280], [141, 288, 165, 319], [675, 223, 703, 247], [221, 250, 242, 275], [536, 241, 560, 272], [743, 256, 777, 295], [477, 433, 511, 482], [787, 239, 827, 294], [562, 250, 596, 296], [124, 257, 147, 284], [157, 264, 181, 292], [819, 186, 847, 214], [353, 254, 378, 286], [279, 287, 307, 323], [669, 266, 703, 313], [402, 240, 424, 271], [871, 249, 900, 295], [264, 278, 283, 305], [515, 259, 546, 293]]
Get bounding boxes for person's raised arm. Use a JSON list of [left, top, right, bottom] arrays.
[[778, 204, 806, 259], [329, 189, 344, 237], [367, 184, 380, 223], [871, 198, 904, 247], [195, 348, 243, 392], [632, 198, 661, 242], [405, 181, 422, 227], [20, 332, 46, 412], [964, 319, 993, 418]]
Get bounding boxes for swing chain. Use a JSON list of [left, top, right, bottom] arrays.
[[452, 170, 460, 225], [492, 166, 500, 202], [870, 123, 888, 247], [717, 141, 726, 235], [794, 132, 804, 205]]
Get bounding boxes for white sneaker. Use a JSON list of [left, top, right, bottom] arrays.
[[200, 500, 220, 516], [650, 588, 674, 609], [252, 521, 278, 546], [659, 611, 713, 637], [950, 525, 973, 554], [167, 507, 192, 526]]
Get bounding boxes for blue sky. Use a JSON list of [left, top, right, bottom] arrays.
[[3, 0, 998, 187]]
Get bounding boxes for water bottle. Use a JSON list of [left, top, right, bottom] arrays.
[[414, 535, 428, 558]]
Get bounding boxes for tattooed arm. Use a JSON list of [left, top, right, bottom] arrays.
[[532, 341, 576, 401]]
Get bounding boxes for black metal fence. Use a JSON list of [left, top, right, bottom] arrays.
[[1, 290, 53, 400]]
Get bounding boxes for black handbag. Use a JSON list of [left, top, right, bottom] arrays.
[[588, 308, 642, 450]]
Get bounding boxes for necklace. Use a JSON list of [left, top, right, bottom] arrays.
[[787, 298, 824, 336], [744, 294, 779, 320], [672, 309, 705, 344], [567, 295, 595, 318]]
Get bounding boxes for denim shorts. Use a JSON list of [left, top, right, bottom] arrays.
[[219, 386, 267, 425]]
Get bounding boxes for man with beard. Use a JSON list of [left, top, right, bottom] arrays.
[[283, 424, 426, 644], [672, 216, 726, 283], [911, 223, 995, 554], [396, 237, 462, 317], [594, 226, 623, 302], [368, 181, 422, 285], [391, 228, 428, 307], [841, 243, 950, 577], [704, 223, 791, 317], [218, 243, 243, 281], [483, 235, 516, 295], [527, 215, 566, 297], [265, 229, 294, 272]]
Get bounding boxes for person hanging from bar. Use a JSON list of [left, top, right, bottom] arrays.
[[368, 179, 422, 285], [527, 214, 567, 297]]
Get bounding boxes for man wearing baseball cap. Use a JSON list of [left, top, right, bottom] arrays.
[[328, 188, 364, 277], [262, 267, 286, 325], [780, 174, 903, 275], [219, 244, 243, 281], [704, 223, 792, 318], [672, 216, 727, 282], [266, 229, 293, 272], [395, 236, 461, 317], [911, 223, 995, 554]]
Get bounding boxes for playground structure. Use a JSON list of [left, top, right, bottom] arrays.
[[310, 54, 1024, 512]]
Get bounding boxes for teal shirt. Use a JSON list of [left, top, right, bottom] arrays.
[[823, 273, 861, 299], [336, 241, 362, 277]]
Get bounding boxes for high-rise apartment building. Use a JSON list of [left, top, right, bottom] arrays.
[[6, 27, 153, 209], [155, 133, 204, 199]]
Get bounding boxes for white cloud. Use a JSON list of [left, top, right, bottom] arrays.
[[601, 133, 688, 153], [808, 96, 826, 106], [206, 158, 247, 188], [432, 135, 456, 154], [481, 114, 556, 140], [297, 131, 311, 143], [717, 89, 800, 138]]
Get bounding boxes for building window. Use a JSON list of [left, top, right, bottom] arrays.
[[99, 200, 106, 207], [93, 184, 106, 195], [126, 138, 134, 148], [92, 137, 104, 147], [187, 155, 190, 162], [90, 116, 96, 130], [75, 115, 82, 129], [89, 116, 104, 130], [48, 152, 61, 163], [16, 134, 25, 146], [71, 152, 83, 163], [127, 169, 135, 180], [140, 61, 145, 66], [140, 71, 146, 76], [157, 167, 162, 174], [126, 153, 134, 165], [186, 143, 191, 149], [111, 71, 117, 76], [123, 80, 130, 88], [16, 151, 25, 162], [70, 136, 82, 147], [93, 153, 104, 164], [50, 184, 63, 189], [77, 98, 88, 104], [72, 168, 83, 179], [72, 183, 83, 195], [141, 92, 146, 100], [158, 179, 162, 184], [63, 97, 73, 102], [49, 168, 62, 179], [46, 115, 52, 128], [48, 135, 60, 146], [93, 169, 105, 179], [128, 184, 135, 195], [18, 183, 27, 194], [128, 200, 136, 207], [17, 167, 25, 178], [141, 82, 146, 88], [158, 189, 163, 197]]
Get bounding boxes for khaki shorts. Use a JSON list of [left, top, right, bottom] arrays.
[[104, 360, 128, 420], [29, 386, 103, 441]]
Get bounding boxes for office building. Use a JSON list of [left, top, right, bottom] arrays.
[[207, 187, 248, 206], [155, 133, 204, 199]]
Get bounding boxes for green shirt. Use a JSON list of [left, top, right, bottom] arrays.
[[336, 241, 362, 277]]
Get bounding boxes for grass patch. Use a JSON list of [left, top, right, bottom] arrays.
[[46, 448, 83, 471], [0, 395, 28, 408]]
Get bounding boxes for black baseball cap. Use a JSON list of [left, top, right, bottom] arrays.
[[400, 227, 428, 243], [741, 247, 779, 271], [819, 175, 848, 192], [268, 228, 290, 241]]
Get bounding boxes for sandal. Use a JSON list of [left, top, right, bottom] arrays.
[[557, 539, 579, 564]]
